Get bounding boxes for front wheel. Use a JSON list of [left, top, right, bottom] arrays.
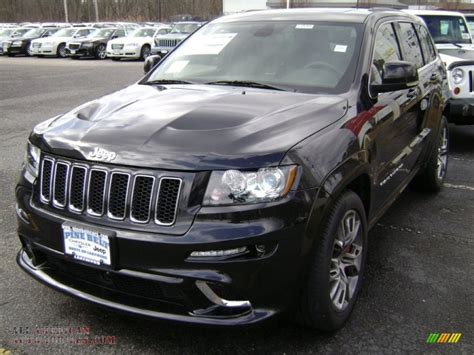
[[412, 116, 449, 192], [298, 190, 368, 331], [57, 43, 66, 58], [95, 44, 107, 59], [140, 45, 151, 60], [26, 43, 33, 56]]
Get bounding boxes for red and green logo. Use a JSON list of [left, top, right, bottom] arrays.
[[426, 333, 462, 344]]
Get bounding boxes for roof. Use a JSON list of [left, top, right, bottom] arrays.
[[214, 8, 415, 24], [404, 10, 466, 17]]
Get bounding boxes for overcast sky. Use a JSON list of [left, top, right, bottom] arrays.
[[223, 0, 268, 14]]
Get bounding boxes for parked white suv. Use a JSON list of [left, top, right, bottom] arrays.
[[106, 26, 171, 61], [30, 27, 94, 58], [407, 10, 474, 124]]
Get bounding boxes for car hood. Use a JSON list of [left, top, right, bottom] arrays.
[[33, 36, 76, 43], [436, 43, 474, 61], [155, 33, 188, 40], [32, 84, 347, 171], [69, 37, 106, 43], [109, 37, 150, 45]]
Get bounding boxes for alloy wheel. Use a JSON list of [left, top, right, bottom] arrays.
[[97, 45, 106, 59], [436, 126, 448, 180], [329, 209, 363, 311]]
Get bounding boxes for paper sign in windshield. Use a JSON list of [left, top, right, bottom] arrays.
[[183, 33, 237, 55]]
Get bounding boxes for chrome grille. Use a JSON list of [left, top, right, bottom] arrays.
[[130, 176, 155, 223], [108, 173, 130, 220], [156, 178, 181, 225], [53, 162, 69, 208], [87, 169, 107, 216], [38, 156, 182, 226], [158, 39, 179, 48], [69, 43, 80, 50]]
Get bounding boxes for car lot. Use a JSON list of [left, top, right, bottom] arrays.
[[0, 56, 472, 354]]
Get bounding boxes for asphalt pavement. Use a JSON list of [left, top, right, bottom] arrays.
[[0, 56, 472, 354]]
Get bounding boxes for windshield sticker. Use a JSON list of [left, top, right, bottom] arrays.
[[462, 33, 471, 40], [165, 60, 189, 74], [333, 44, 347, 53], [296, 24, 314, 29], [183, 33, 237, 55]]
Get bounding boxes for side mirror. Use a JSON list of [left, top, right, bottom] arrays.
[[144, 55, 162, 74], [371, 61, 419, 94]]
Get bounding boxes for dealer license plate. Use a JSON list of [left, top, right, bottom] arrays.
[[62, 225, 111, 266]]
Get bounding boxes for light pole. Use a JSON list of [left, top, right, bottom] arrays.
[[93, 0, 99, 22], [63, 0, 69, 22], [287, 0, 290, 8]]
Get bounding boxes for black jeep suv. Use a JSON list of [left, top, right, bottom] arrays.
[[16, 9, 449, 330]]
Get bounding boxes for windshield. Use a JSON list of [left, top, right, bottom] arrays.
[[24, 28, 43, 38], [465, 16, 474, 34], [89, 29, 113, 38], [131, 28, 156, 37], [0, 29, 13, 37], [52, 28, 76, 37], [420, 15, 472, 44], [146, 21, 362, 94], [170, 23, 200, 34]]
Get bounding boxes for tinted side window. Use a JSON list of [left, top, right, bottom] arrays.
[[371, 23, 401, 85], [398, 22, 424, 68], [114, 30, 125, 37], [417, 25, 437, 63]]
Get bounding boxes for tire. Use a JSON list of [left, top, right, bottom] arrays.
[[298, 190, 368, 331], [140, 44, 151, 60], [95, 44, 107, 59], [26, 43, 32, 56], [57, 43, 66, 58], [412, 116, 449, 192]]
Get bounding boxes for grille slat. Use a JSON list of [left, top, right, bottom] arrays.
[[156, 178, 181, 225], [69, 166, 87, 212], [108, 173, 130, 220], [53, 162, 69, 208], [130, 176, 155, 223], [40, 159, 54, 202], [87, 170, 107, 216], [38, 157, 181, 226]]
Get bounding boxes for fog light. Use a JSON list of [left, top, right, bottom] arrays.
[[454, 87, 461, 95], [190, 246, 247, 257]]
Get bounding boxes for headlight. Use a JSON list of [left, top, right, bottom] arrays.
[[12, 40, 23, 46], [452, 68, 465, 84], [203, 166, 297, 206], [24, 142, 41, 181], [82, 42, 93, 48]]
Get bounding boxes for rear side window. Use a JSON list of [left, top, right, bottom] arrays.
[[398, 22, 424, 68], [114, 29, 125, 37], [371, 23, 401, 85], [417, 25, 437, 63]]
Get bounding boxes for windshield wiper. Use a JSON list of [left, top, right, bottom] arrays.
[[206, 80, 285, 91], [143, 79, 195, 85]]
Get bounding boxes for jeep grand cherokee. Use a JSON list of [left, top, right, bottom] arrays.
[[16, 9, 449, 331]]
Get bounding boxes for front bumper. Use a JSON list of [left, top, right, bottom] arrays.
[[65, 47, 93, 57], [31, 45, 55, 56], [447, 98, 474, 124], [106, 48, 140, 59], [4, 45, 25, 55], [151, 46, 173, 56], [16, 178, 318, 326]]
